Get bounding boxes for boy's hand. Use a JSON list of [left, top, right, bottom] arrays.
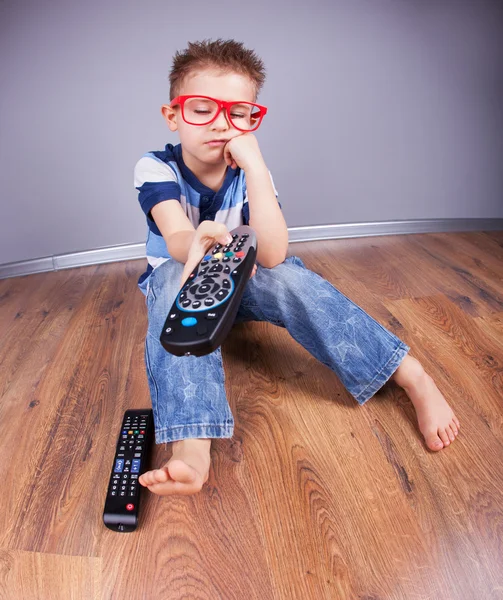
[[180, 221, 257, 288], [224, 133, 264, 172]]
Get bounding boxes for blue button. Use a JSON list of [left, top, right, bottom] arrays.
[[181, 317, 197, 327]]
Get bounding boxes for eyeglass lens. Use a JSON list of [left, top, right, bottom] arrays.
[[183, 97, 261, 130]]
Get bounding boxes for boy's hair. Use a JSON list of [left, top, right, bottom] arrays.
[[169, 38, 266, 101]]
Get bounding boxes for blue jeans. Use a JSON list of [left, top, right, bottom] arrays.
[[142, 256, 410, 444]]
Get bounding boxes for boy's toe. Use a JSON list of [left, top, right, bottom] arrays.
[[438, 429, 450, 446], [153, 468, 170, 483], [426, 432, 444, 451]]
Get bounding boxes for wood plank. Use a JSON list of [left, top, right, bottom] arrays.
[[1, 232, 502, 599], [0, 549, 100, 599]]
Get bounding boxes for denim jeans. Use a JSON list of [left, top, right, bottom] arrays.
[[142, 255, 410, 444]]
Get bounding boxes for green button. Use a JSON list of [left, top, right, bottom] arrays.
[[134, 430, 139, 434], [225, 252, 234, 257]]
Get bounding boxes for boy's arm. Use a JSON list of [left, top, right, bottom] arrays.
[[244, 162, 289, 268], [151, 201, 196, 264], [224, 134, 288, 268]]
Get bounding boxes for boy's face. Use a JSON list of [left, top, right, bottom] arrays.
[[161, 69, 256, 168]]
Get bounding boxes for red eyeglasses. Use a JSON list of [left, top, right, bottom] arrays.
[[170, 95, 268, 132]]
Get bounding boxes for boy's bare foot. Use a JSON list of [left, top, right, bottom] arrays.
[[392, 355, 460, 451], [138, 438, 211, 496]]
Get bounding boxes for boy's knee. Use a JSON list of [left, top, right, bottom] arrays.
[[257, 255, 306, 289]]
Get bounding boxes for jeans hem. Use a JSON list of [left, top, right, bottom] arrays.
[[154, 422, 234, 444], [355, 342, 410, 405]]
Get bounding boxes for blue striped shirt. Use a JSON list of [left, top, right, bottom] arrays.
[[134, 143, 280, 293]]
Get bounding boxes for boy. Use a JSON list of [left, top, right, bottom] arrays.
[[134, 39, 459, 497]]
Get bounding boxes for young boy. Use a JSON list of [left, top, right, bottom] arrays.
[[134, 39, 459, 497]]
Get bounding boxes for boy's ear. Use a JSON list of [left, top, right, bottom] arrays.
[[161, 105, 178, 132]]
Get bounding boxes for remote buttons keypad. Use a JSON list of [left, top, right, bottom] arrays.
[[172, 230, 253, 336], [110, 415, 148, 497]]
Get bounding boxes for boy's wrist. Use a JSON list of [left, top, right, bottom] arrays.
[[242, 157, 268, 175]]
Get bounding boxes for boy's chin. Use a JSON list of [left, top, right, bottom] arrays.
[[203, 152, 226, 165]]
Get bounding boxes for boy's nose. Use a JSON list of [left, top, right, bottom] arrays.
[[211, 109, 230, 129]]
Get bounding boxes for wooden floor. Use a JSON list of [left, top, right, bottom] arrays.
[[0, 231, 502, 600]]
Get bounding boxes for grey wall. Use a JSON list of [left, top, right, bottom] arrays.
[[1, 0, 502, 265]]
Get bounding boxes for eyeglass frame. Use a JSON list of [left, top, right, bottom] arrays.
[[170, 95, 268, 132]]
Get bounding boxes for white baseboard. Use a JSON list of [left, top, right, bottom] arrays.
[[1, 218, 502, 280]]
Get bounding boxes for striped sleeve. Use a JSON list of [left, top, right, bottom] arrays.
[[134, 154, 182, 234]]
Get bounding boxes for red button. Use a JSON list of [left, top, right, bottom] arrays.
[[126, 503, 134, 511], [236, 251, 245, 257], [140, 430, 145, 434]]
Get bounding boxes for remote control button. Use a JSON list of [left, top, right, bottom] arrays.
[[206, 312, 218, 319], [233, 257, 242, 262], [204, 255, 212, 261], [222, 257, 230, 262], [181, 299, 192, 308], [216, 290, 229, 301], [214, 253, 223, 259], [211, 258, 219, 263], [212, 249, 219, 254], [242, 233, 249, 238], [215, 244, 222, 249], [232, 233, 239, 239], [199, 267, 209, 275], [225, 252, 234, 257], [181, 317, 197, 326], [204, 297, 215, 306], [180, 291, 187, 300], [126, 503, 134, 511], [197, 323, 208, 336], [224, 265, 231, 274], [201, 261, 209, 266], [199, 284, 211, 293], [168, 312, 179, 320], [222, 279, 231, 289], [192, 301, 201, 308], [236, 251, 245, 257], [211, 283, 220, 294], [210, 264, 223, 273]]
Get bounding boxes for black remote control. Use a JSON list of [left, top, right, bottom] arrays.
[[160, 225, 257, 357], [103, 409, 154, 532]]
